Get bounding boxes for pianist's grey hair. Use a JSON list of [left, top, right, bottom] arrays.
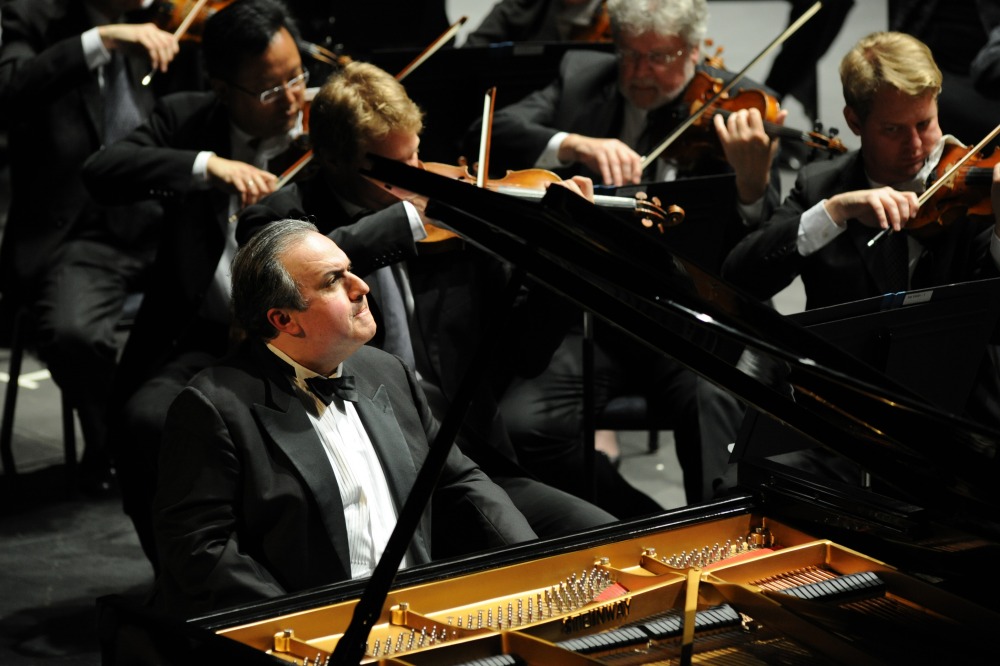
[[232, 218, 314, 341], [607, 0, 709, 48]]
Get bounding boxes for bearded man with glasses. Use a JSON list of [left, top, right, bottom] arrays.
[[80, 0, 420, 571]]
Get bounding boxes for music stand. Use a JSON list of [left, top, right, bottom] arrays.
[[608, 173, 739, 273], [733, 277, 1000, 466]]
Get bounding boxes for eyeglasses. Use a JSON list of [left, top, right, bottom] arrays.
[[230, 70, 310, 105], [617, 48, 686, 68]]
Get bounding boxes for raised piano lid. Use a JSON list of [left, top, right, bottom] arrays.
[[361, 155, 1000, 543]]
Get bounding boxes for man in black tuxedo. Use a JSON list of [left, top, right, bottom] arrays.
[[82, 0, 423, 568], [723, 31, 1000, 309], [239, 61, 620, 541], [152, 218, 536, 618], [0, 0, 178, 491], [723, 31, 1000, 435]]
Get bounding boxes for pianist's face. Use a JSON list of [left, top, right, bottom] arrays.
[[278, 232, 376, 374], [616, 30, 699, 111], [219, 27, 306, 140]]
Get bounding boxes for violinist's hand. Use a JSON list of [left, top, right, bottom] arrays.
[[98, 23, 180, 74], [558, 134, 642, 186], [714, 107, 787, 204], [548, 175, 596, 203], [823, 187, 919, 232], [206, 156, 279, 208]]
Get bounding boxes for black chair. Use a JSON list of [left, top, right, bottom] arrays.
[[1, 292, 142, 479], [0, 305, 77, 476]]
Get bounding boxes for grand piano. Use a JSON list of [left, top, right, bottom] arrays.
[[99, 158, 1000, 664]]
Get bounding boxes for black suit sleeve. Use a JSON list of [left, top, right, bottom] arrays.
[[82, 93, 213, 204], [236, 186, 419, 278], [0, 1, 92, 120], [155, 386, 287, 615], [722, 168, 813, 300]]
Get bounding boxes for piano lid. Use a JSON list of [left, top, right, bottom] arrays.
[[362, 155, 1000, 540]]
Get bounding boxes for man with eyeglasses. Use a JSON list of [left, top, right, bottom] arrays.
[[463, 0, 784, 507], [80, 0, 421, 570]]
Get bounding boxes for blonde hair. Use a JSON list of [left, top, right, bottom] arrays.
[[839, 31, 942, 120], [309, 61, 424, 173]]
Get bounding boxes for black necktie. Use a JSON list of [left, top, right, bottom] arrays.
[[103, 51, 143, 145], [305, 375, 359, 404], [881, 230, 910, 292]]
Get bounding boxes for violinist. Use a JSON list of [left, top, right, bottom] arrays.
[[78, 0, 363, 569], [469, 0, 784, 221], [0, 0, 178, 495], [469, 0, 777, 506], [238, 60, 621, 539], [723, 31, 1000, 309], [722, 31, 1000, 427]]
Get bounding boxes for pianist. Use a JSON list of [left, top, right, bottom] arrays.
[[151, 219, 536, 617]]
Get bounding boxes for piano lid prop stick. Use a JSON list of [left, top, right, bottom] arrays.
[[331, 266, 529, 664]]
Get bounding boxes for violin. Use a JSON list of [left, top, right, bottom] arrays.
[[151, 0, 232, 44], [418, 161, 683, 242], [670, 70, 846, 163], [906, 142, 999, 240]]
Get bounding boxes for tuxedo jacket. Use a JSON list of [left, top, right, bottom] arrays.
[[81, 93, 417, 398], [153, 341, 535, 618], [721, 150, 998, 309], [0, 0, 160, 297]]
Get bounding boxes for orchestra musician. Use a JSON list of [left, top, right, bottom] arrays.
[[0, 0, 178, 494], [152, 218, 537, 618], [80, 0, 418, 569], [722, 30, 1000, 428], [464, 0, 785, 507], [237, 60, 619, 544]]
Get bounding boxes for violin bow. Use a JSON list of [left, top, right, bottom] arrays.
[[868, 121, 1000, 247], [142, 0, 211, 86], [272, 16, 468, 191], [640, 0, 823, 170], [475, 87, 497, 187]]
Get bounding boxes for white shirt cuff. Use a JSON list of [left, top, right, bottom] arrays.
[[82, 28, 111, 70], [401, 200, 429, 242], [797, 200, 846, 256], [535, 132, 571, 169], [737, 197, 765, 227], [193, 151, 214, 185]]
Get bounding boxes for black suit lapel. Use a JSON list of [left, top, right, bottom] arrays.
[[349, 359, 432, 563], [250, 346, 352, 574]]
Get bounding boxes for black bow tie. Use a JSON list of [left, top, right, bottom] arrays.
[[305, 374, 359, 404]]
